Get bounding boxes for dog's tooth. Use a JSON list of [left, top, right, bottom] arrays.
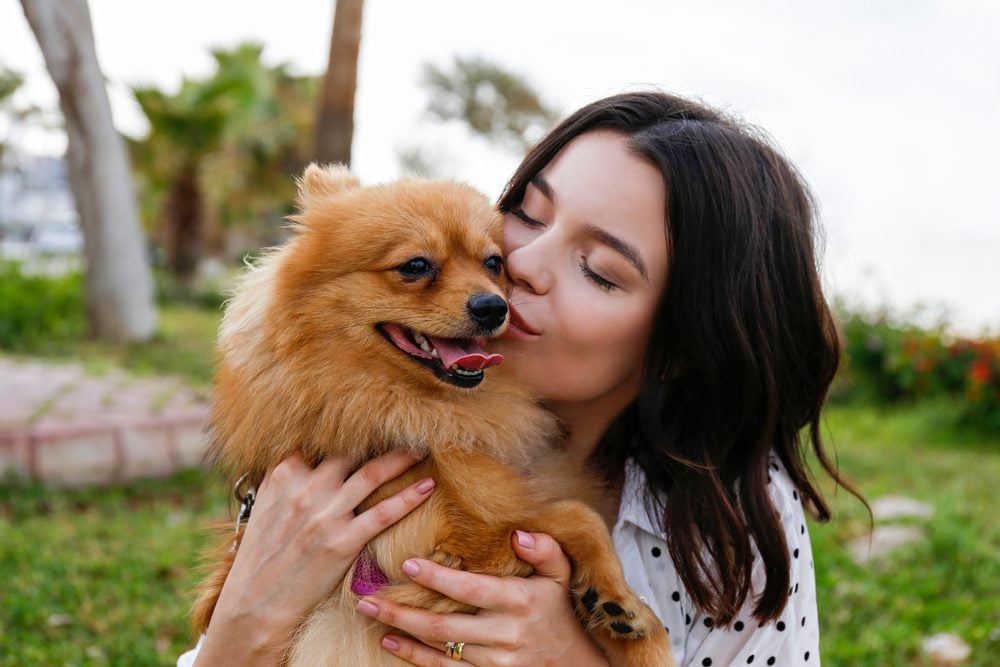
[[419, 340, 432, 353], [431, 348, 439, 359]]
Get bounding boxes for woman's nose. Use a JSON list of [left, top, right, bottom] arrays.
[[504, 236, 554, 295]]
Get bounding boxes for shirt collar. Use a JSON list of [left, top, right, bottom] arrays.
[[616, 458, 666, 539]]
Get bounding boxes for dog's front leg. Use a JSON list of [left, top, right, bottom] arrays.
[[524, 500, 676, 667]]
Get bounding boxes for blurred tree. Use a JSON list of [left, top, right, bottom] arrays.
[[19, 0, 157, 343], [202, 45, 315, 252], [131, 43, 314, 281], [421, 56, 558, 152], [314, 0, 364, 165], [132, 77, 232, 282], [0, 68, 22, 102], [0, 67, 25, 165]]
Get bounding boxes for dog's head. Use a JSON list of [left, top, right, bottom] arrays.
[[223, 164, 509, 392]]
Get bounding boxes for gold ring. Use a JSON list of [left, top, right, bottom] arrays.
[[444, 641, 465, 661]]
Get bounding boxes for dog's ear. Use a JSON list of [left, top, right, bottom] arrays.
[[297, 163, 360, 201]]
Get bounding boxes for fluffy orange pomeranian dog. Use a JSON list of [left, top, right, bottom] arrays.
[[193, 164, 673, 665]]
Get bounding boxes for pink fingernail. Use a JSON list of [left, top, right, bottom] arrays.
[[402, 559, 420, 577], [356, 599, 379, 617], [515, 530, 535, 549], [415, 477, 435, 494], [382, 636, 401, 651]]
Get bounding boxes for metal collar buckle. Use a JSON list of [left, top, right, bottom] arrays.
[[233, 472, 256, 532]]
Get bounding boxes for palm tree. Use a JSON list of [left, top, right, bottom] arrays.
[[202, 44, 315, 252], [132, 44, 315, 277], [314, 0, 365, 165], [132, 78, 233, 282]]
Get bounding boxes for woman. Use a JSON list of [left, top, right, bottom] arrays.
[[183, 91, 858, 666]]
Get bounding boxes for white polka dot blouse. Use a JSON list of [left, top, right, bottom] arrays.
[[614, 456, 820, 666]]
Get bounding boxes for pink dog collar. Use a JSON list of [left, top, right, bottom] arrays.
[[351, 551, 390, 595]]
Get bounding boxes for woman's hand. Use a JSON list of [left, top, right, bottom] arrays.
[[356, 530, 610, 666], [194, 450, 435, 666]]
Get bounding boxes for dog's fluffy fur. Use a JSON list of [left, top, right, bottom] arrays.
[[193, 165, 673, 665]]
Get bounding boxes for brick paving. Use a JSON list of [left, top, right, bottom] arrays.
[[0, 356, 209, 487]]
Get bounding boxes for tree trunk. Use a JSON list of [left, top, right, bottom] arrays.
[[314, 0, 364, 166], [165, 164, 202, 282], [20, 0, 157, 343]]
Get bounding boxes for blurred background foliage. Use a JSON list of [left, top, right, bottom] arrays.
[[129, 43, 316, 283], [833, 305, 1000, 435]]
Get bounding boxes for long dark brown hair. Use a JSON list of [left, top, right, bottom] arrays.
[[499, 91, 864, 625]]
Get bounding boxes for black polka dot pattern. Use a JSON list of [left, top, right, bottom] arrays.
[[609, 460, 819, 667]]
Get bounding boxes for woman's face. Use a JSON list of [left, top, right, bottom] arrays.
[[497, 130, 669, 417]]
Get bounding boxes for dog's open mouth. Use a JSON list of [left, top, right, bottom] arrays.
[[377, 323, 504, 389]]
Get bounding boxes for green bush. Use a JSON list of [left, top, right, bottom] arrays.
[[0, 261, 85, 352], [835, 309, 1000, 435], [153, 269, 228, 311]]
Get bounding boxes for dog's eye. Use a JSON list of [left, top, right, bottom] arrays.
[[398, 257, 433, 278], [484, 255, 503, 274]]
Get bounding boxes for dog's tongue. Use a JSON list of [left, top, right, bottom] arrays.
[[428, 335, 504, 371]]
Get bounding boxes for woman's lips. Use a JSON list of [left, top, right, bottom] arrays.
[[505, 305, 540, 339]]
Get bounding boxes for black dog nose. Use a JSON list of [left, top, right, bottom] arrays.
[[467, 293, 508, 331]]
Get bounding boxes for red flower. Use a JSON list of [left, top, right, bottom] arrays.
[[969, 358, 992, 385]]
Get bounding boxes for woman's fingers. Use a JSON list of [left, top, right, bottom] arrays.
[[357, 596, 506, 650], [258, 450, 308, 494], [380, 634, 480, 667], [351, 476, 436, 539], [393, 557, 527, 612], [338, 450, 425, 508], [510, 530, 572, 587], [310, 452, 354, 485]]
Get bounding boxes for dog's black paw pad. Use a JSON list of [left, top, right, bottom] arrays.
[[602, 601, 625, 616], [610, 621, 644, 638], [581, 587, 599, 614]]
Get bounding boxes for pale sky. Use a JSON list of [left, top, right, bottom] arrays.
[[2, 0, 998, 333]]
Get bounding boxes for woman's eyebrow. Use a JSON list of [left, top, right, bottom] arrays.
[[530, 174, 555, 201], [585, 224, 649, 282], [531, 173, 648, 282]]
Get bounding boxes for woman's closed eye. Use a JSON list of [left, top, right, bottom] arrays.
[[510, 206, 545, 228], [580, 258, 618, 291]]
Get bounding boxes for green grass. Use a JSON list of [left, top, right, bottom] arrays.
[[0, 403, 997, 665], [0, 470, 230, 665], [811, 404, 1000, 665], [4, 304, 222, 390]]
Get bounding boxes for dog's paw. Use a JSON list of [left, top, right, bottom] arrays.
[[574, 584, 658, 640], [427, 548, 464, 570]]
